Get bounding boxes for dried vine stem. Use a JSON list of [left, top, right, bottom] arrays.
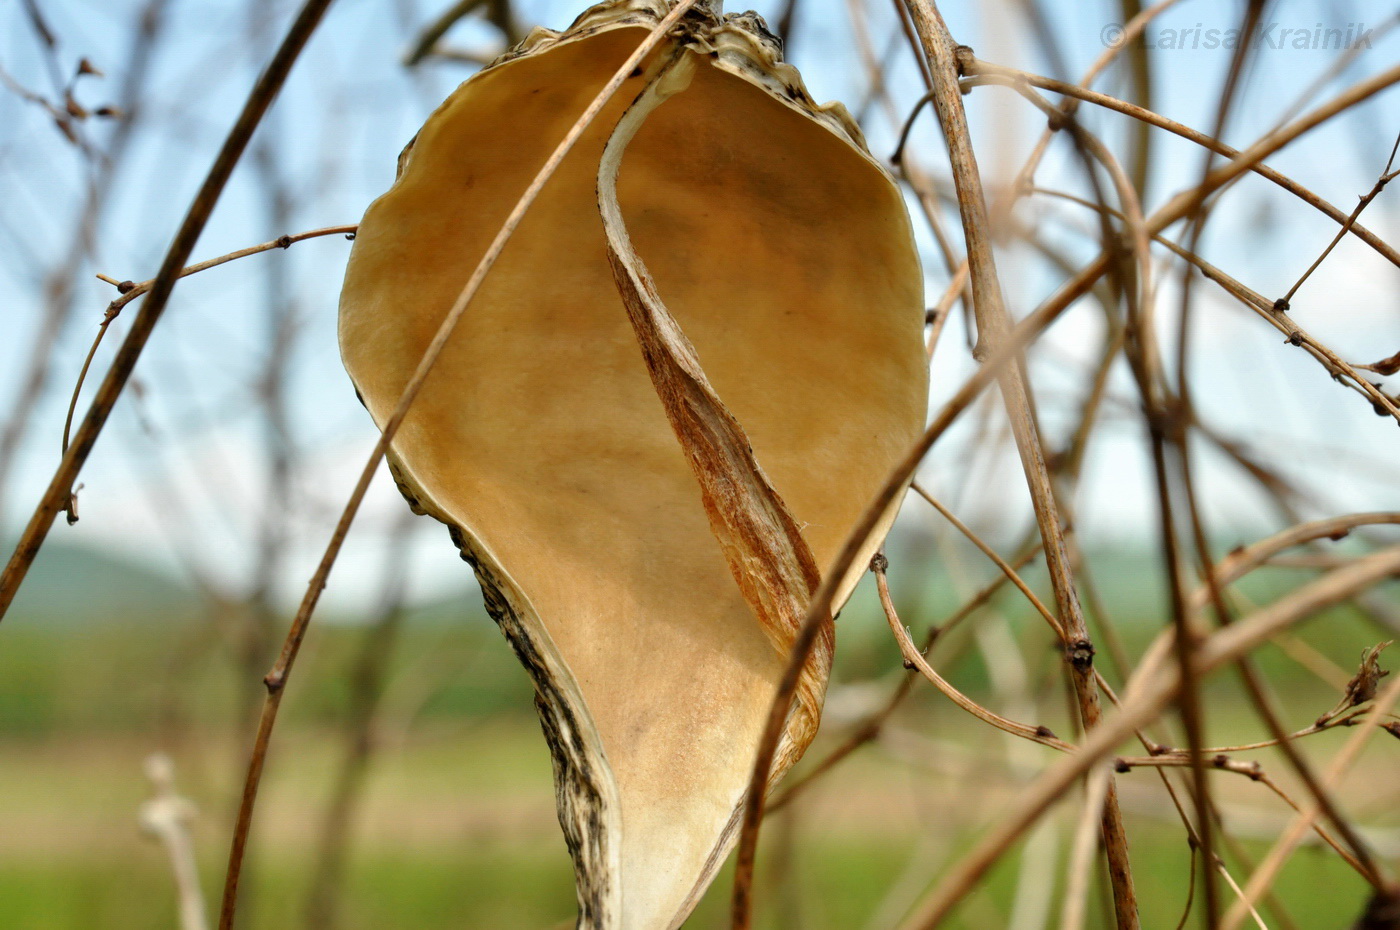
[[961, 58, 1400, 271], [213, 4, 705, 928], [875, 557, 1071, 752], [766, 541, 1043, 814], [915, 430, 1355, 897], [898, 543, 1400, 928], [1092, 508, 1389, 891], [896, 1, 1139, 925], [1161, 9, 1269, 914], [995, 59, 1400, 434], [403, 0, 490, 64], [911, 483, 1060, 635], [68, 224, 357, 455], [762, 7, 1400, 920], [932, 125, 1395, 905], [403, 0, 518, 65], [1062, 321, 1392, 884], [1125, 513, 1400, 693], [1033, 184, 1400, 420], [303, 515, 413, 930], [910, 481, 1151, 730], [0, 0, 339, 620], [0, 0, 170, 532], [729, 249, 1068, 927], [1280, 131, 1400, 306], [1222, 670, 1400, 930]]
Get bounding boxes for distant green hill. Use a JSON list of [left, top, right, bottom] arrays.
[[1, 539, 198, 627], [0, 532, 1229, 631]]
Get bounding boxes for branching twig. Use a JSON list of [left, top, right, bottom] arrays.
[[895, 3, 1139, 924], [1222, 672, 1400, 930], [0, 0, 339, 620], [875, 556, 1071, 752], [1279, 131, 1400, 307], [65, 224, 357, 456], [898, 544, 1400, 927]]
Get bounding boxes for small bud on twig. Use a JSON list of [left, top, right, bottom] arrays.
[[1317, 641, 1392, 726]]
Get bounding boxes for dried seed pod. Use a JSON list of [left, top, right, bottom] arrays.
[[338, 1, 926, 926]]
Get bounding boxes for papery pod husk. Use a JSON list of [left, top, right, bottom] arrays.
[[338, 1, 927, 926]]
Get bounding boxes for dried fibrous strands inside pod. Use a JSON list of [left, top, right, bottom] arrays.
[[338, 0, 927, 926]]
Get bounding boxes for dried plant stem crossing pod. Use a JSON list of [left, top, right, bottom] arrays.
[[339, 1, 927, 926]]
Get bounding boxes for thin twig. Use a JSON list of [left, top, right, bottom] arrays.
[[0, 0, 340, 621], [911, 483, 1061, 635], [876, 557, 1072, 752], [403, 0, 490, 65], [898, 544, 1400, 928], [1222, 672, 1400, 930], [63, 224, 357, 455], [0, 0, 171, 530], [895, 3, 1139, 924], [961, 58, 1400, 271], [303, 517, 414, 930], [1280, 132, 1400, 306], [1027, 183, 1400, 424], [729, 240, 1073, 928], [766, 541, 1043, 813], [215, 5, 705, 928]]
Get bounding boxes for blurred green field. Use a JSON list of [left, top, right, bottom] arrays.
[[0, 715, 1382, 930], [0, 542, 1395, 928]]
